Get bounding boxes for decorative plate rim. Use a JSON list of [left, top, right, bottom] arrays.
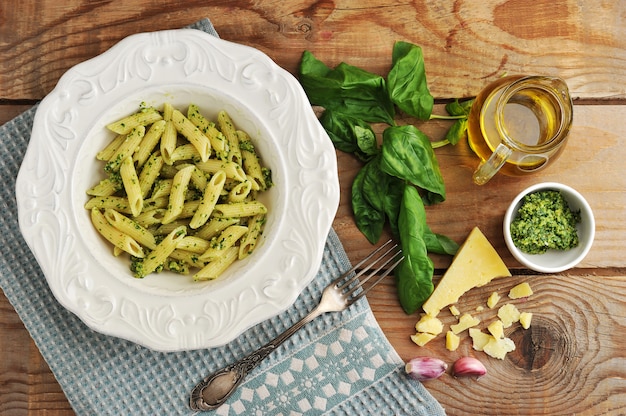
[[16, 29, 339, 351]]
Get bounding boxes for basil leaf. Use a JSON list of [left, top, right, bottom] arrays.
[[445, 98, 473, 117], [320, 110, 378, 161], [299, 51, 395, 125], [424, 230, 459, 255], [396, 185, 434, 314], [351, 161, 385, 244], [387, 41, 434, 120], [383, 177, 406, 238], [380, 125, 446, 204], [445, 118, 468, 146]]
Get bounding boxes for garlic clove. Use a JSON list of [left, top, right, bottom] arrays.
[[452, 356, 487, 378], [405, 357, 448, 381]]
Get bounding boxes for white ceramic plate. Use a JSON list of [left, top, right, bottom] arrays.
[[16, 29, 339, 351]]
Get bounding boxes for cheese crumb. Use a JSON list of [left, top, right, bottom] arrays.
[[483, 336, 516, 360], [410, 332, 437, 347], [469, 328, 491, 352], [415, 314, 444, 335], [487, 320, 504, 339], [509, 282, 533, 299], [450, 313, 480, 334], [498, 303, 521, 328], [487, 292, 501, 309], [520, 312, 533, 329], [446, 331, 460, 351], [449, 305, 461, 317]]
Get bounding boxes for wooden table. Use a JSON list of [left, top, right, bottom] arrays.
[[1, 1, 625, 415]]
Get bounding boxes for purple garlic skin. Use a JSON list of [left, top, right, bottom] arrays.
[[405, 357, 448, 381], [452, 356, 487, 378]]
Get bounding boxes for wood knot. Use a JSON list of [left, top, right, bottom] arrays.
[[507, 316, 570, 371]]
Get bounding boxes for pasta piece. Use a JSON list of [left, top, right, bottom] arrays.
[[237, 130, 267, 191], [135, 226, 187, 278], [195, 159, 247, 182], [227, 180, 252, 203], [106, 107, 162, 135], [199, 225, 248, 261], [86, 176, 123, 197], [238, 214, 266, 259], [161, 165, 195, 224], [212, 201, 267, 218], [103, 208, 157, 249], [194, 246, 239, 281], [176, 236, 211, 254], [189, 170, 227, 229], [171, 109, 212, 162], [90, 208, 144, 258], [133, 209, 165, 228], [105, 125, 145, 173], [155, 220, 188, 236], [160, 120, 177, 165], [194, 217, 240, 240], [138, 152, 164, 199], [169, 143, 201, 164], [96, 133, 126, 161], [119, 156, 143, 217], [150, 179, 173, 199], [178, 200, 202, 219], [134, 119, 166, 167], [217, 110, 242, 165], [85, 195, 132, 215], [169, 249, 205, 268], [187, 104, 229, 159]]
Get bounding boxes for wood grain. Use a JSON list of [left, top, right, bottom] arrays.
[[1, 1, 625, 415]]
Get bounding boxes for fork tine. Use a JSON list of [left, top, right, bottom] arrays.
[[339, 243, 401, 292], [331, 239, 395, 287], [346, 253, 404, 305]]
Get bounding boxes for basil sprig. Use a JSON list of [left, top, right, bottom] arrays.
[[299, 41, 464, 314]]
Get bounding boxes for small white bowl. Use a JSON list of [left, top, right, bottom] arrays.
[[503, 182, 595, 273]]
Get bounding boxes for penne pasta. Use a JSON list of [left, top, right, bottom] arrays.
[[135, 226, 187, 278], [194, 246, 239, 281], [199, 225, 248, 261], [194, 217, 240, 241], [212, 201, 267, 218], [217, 110, 242, 165], [86, 102, 273, 281], [189, 170, 226, 229], [171, 109, 212, 162], [187, 104, 229, 159], [238, 214, 266, 259], [119, 156, 143, 216], [195, 159, 247, 182], [160, 120, 177, 165], [90, 208, 144, 258], [237, 130, 267, 191], [161, 165, 195, 224], [138, 152, 164, 199], [134, 119, 166, 167], [104, 208, 157, 249], [106, 107, 162, 135], [105, 125, 146, 173]]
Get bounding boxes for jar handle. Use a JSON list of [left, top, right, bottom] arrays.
[[472, 143, 512, 185]]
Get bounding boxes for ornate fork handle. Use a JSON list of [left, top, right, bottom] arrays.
[[189, 305, 327, 411], [189, 240, 401, 411]]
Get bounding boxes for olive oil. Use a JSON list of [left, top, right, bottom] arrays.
[[468, 76, 571, 177]]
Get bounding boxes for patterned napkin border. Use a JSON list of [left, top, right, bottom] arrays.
[[0, 17, 446, 415]]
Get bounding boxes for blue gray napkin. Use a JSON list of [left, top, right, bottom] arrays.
[[0, 17, 446, 415]]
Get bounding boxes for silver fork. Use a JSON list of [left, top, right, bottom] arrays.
[[189, 240, 404, 411]]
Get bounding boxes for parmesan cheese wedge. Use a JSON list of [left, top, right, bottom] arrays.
[[422, 227, 511, 317]]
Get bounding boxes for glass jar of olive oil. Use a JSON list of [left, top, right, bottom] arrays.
[[468, 75, 573, 185]]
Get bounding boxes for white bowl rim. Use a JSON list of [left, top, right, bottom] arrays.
[[503, 182, 595, 273], [15, 29, 340, 351]]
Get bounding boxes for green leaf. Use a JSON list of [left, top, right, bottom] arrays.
[[380, 125, 446, 204], [396, 185, 435, 314], [444, 118, 468, 146], [299, 51, 396, 125], [445, 98, 474, 117], [319, 110, 378, 161], [423, 230, 459, 255], [387, 42, 434, 120], [351, 162, 385, 244]]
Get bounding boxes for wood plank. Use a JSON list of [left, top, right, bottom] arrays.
[[1, 1, 626, 100]]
